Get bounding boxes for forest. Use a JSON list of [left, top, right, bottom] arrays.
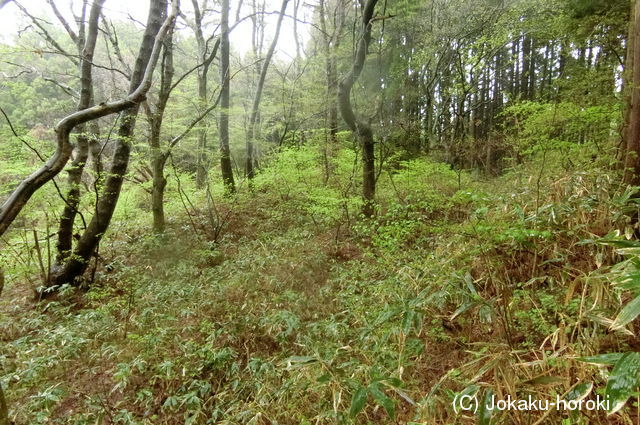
[[0, 0, 639, 423]]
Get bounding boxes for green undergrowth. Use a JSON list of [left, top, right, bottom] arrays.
[[1, 143, 639, 424]]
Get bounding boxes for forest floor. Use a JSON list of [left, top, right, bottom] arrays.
[[1, 145, 639, 424]]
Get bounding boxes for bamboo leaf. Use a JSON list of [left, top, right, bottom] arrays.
[[477, 389, 494, 425], [610, 294, 640, 331], [605, 352, 640, 415], [349, 386, 368, 418], [577, 353, 624, 365], [368, 382, 395, 419]]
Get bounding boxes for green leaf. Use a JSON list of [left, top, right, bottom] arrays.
[[615, 272, 640, 292], [610, 295, 640, 331], [368, 382, 396, 419], [565, 382, 593, 402], [477, 389, 494, 425], [317, 373, 331, 384], [402, 309, 415, 334], [521, 375, 566, 387], [349, 386, 368, 418], [577, 353, 625, 365], [595, 238, 640, 248], [451, 300, 478, 320], [605, 352, 640, 415]]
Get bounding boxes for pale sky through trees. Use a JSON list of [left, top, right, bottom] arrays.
[[0, 0, 310, 59]]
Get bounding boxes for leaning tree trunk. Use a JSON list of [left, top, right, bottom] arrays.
[[338, 0, 378, 217], [56, 0, 105, 262], [48, 0, 178, 288], [219, 0, 235, 192], [246, 0, 289, 180]]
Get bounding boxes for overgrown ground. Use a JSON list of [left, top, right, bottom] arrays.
[[1, 141, 639, 424]]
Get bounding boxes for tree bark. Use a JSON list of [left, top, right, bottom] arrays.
[[338, 0, 379, 217], [319, 0, 344, 147], [520, 34, 531, 100], [625, 0, 640, 185], [47, 0, 179, 287], [623, 0, 636, 166], [151, 152, 169, 233], [56, 0, 105, 262], [219, 0, 235, 192], [192, 0, 211, 189], [149, 33, 175, 234], [246, 0, 289, 180]]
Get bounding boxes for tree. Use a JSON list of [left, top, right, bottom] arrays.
[[245, 0, 289, 180], [0, 1, 178, 239], [53, 0, 105, 263], [318, 0, 346, 152], [192, 0, 219, 189], [220, 0, 235, 192], [47, 0, 180, 288], [147, 30, 176, 234], [145, 35, 227, 233], [625, 0, 640, 186], [338, 0, 379, 217]]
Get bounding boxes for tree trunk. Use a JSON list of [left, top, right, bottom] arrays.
[[246, 0, 289, 180], [623, 0, 636, 165], [319, 0, 343, 146], [193, 0, 210, 189], [56, 0, 105, 262], [152, 154, 169, 233], [625, 0, 640, 185], [48, 0, 178, 287], [338, 0, 379, 217], [528, 37, 536, 99], [150, 34, 175, 234], [521, 35, 531, 100], [195, 76, 208, 188], [219, 0, 235, 192]]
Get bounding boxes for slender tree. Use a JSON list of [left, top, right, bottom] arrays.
[[245, 0, 289, 179], [56, 0, 105, 262], [625, 0, 640, 186], [319, 0, 346, 146], [338, 0, 379, 216], [146, 29, 224, 232], [220, 0, 235, 192], [148, 32, 175, 233], [192, 0, 220, 189]]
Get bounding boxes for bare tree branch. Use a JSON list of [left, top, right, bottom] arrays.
[[46, 0, 79, 46], [14, 1, 78, 65]]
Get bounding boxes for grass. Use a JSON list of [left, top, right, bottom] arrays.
[[1, 142, 639, 424]]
